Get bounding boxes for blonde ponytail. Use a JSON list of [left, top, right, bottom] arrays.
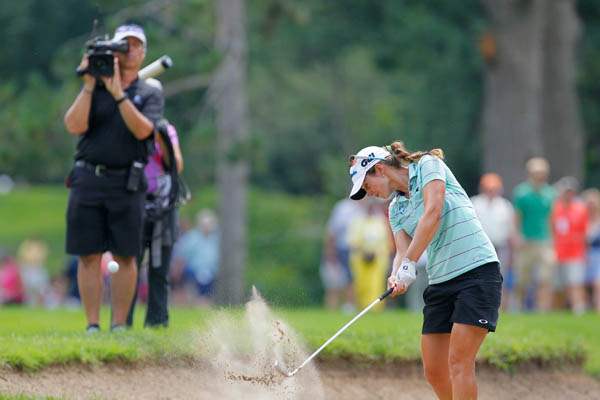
[[386, 141, 444, 165]]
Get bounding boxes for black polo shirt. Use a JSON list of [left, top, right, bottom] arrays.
[[75, 78, 164, 168]]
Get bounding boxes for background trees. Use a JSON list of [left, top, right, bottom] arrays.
[[2, 0, 600, 303]]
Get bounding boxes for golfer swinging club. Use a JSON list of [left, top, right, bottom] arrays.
[[349, 142, 502, 400]]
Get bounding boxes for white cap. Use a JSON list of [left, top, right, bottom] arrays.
[[348, 146, 391, 200], [113, 24, 147, 48]]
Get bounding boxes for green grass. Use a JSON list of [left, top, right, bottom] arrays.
[[0, 395, 61, 400], [0, 185, 330, 305], [0, 186, 68, 274], [0, 307, 598, 377]]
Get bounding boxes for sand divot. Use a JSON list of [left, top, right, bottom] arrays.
[[198, 286, 324, 400]]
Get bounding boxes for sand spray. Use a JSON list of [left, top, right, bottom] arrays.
[[197, 286, 324, 399]]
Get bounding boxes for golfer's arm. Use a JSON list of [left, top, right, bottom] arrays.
[[405, 180, 445, 262], [391, 230, 411, 276]]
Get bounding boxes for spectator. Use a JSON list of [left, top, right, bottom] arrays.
[[321, 198, 365, 311], [551, 177, 588, 314], [583, 188, 600, 312], [347, 199, 391, 311], [513, 157, 556, 311], [471, 173, 516, 310], [17, 239, 50, 306], [63, 23, 164, 332], [63, 256, 80, 306], [127, 81, 185, 327], [171, 209, 220, 306], [0, 254, 24, 305]]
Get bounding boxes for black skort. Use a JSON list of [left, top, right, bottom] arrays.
[[66, 165, 145, 257], [422, 261, 502, 334]]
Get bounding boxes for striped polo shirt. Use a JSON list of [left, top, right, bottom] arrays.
[[388, 155, 498, 285]]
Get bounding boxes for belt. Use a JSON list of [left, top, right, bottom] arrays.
[[74, 160, 129, 177]]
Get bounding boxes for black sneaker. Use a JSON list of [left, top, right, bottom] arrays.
[[86, 324, 100, 334]]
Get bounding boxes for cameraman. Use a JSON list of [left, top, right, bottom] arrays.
[[63, 24, 164, 332]]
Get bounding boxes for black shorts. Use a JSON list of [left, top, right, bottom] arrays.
[[66, 166, 145, 257], [422, 262, 502, 334]]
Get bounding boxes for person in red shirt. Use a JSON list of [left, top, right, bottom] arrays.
[[0, 254, 25, 305], [551, 177, 588, 314]]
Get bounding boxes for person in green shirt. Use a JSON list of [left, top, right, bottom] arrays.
[[512, 157, 556, 311], [348, 141, 501, 400]]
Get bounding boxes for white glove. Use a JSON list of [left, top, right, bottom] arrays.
[[395, 258, 417, 287]]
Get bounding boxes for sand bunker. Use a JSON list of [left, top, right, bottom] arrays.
[[196, 286, 324, 399]]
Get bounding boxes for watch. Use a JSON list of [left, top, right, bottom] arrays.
[[115, 94, 128, 104]]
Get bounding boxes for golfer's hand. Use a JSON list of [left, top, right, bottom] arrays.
[[390, 258, 417, 297], [101, 58, 125, 100], [78, 55, 96, 89], [387, 275, 408, 298]]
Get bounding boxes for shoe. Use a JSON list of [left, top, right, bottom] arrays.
[[86, 324, 100, 334], [110, 324, 127, 332]]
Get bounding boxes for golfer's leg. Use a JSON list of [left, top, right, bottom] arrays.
[[78, 253, 103, 326], [421, 333, 452, 400], [448, 323, 487, 400], [111, 255, 138, 326]]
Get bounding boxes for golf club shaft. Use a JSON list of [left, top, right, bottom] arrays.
[[290, 287, 394, 376]]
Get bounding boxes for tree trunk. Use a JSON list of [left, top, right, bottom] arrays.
[[481, 0, 545, 194], [540, 0, 584, 183], [213, 0, 249, 305], [481, 0, 585, 193]]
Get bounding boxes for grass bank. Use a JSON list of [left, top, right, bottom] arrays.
[[0, 307, 597, 376]]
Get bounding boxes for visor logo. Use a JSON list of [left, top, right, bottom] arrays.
[[478, 319, 488, 325], [360, 152, 377, 167]]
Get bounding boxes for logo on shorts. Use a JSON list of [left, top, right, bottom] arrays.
[[478, 319, 488, 325]]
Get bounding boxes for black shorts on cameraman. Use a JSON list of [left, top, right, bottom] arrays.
[[66, 165, 145, 256]]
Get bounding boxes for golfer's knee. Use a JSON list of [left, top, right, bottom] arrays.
[[423, 364, 449, 386], [448, 354, 475, 382]]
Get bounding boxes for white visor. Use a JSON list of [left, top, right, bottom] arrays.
[[348, 146, 390, 200]]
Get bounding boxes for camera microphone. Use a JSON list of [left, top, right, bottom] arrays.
[[138, 55, 173, 80]]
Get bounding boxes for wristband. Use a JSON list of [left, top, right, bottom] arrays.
[[115, 94, 128, 104], [82, 86, 93, 94]]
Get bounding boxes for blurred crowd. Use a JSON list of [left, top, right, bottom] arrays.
[[322, 156, 600, 315], [0, 209, 220, 309], [3, 155, 600, 315]]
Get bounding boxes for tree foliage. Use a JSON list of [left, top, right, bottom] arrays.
[[0, 0, 598, 193]]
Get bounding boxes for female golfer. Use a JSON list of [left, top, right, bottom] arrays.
[[348, 142, 501, 400]]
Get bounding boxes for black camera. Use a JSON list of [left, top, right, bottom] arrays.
[[77, 36, 129, 78]]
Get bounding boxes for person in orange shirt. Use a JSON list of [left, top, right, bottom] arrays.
[[551, 177, 588, 314]]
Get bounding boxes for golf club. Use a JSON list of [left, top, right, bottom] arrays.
[[275, 286, 394, 378]]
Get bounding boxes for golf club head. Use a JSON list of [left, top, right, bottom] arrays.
[[273, 360, 293, 377]]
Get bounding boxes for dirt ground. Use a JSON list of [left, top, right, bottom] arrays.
[[1, 360, 599, 400]]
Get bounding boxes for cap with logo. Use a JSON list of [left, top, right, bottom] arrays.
[[348, 146, 390, 200], [113, 24, 147, 48]]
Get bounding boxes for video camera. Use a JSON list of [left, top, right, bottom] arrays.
[[76, 36, 129, 78]]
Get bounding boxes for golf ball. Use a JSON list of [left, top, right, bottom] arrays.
[[107, 260, 120, 273]]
